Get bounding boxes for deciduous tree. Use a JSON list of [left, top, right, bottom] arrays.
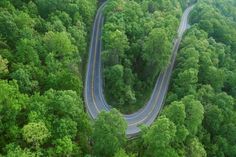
[[92, 109, 127, 157]]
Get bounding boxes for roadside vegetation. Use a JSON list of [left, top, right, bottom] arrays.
[[0, 0, 97, 156], [0, 0, 236, 157], [132, 0, 236, 156], [102, 0, 196, 113]]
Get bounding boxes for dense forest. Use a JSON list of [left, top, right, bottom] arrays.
[[0, 0, 96, 156], [0, 0, 236, 157]]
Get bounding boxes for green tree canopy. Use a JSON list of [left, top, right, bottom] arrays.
[[92, 109, 127, 157], [22, 122, 50, 148], [143, 116, 178, 157]]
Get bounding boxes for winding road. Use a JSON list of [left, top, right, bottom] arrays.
[[85, 2, 194, 137]]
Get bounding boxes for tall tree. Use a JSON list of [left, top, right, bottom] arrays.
[[92, 109, 127, 157], [0, 80, 29, 150], [182, 96, 204, 136], [103, 29, 129, 65], [143, 116, 178, 157], [143, 28, 171, 80]]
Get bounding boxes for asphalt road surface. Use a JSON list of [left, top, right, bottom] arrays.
[[85, 2, 195, 137]]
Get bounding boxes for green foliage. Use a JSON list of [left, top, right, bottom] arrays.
[[0, 0, 236, 157], [104, 64, 136, 107], [43, 31, 77, 61], [143, 116, 179, 157], [10, 68, 39, 94], [103, 30, 129, 65], [0, 80, 28, 149], [182, 96, 204, 136], [6, 145, 36, 157], [22, 122, 50, 148], [162, 1, 236, 156], [0, 0, 94, 96], [175, 68, 199, 97], [103, 0, 184, 112], [191, 0, 236, 51], [187, 138, 207, 157], [164, 101, 186, 125], [35, 0, 96, 27], [114, 149, 130, 157], [0, 1, 96, 155], [203, 105, 224, 135], [54, 136, 75, 156], [92, 109, 127, 157], [143, 28, 171, 79], [163, 101, 189, 143], [15, 39, 40, 66], [0, 55, 8, 78]]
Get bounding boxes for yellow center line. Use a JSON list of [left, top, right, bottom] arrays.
[[90, 7, 165, 125], [89, 3, 191, 127], [128, 69, 168, 126], [127, 7, 190, 126], [91, 6, 169, 125], [91, 12, 103, 113]]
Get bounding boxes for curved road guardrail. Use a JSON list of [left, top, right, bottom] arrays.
[[85, 2, 194, 137]]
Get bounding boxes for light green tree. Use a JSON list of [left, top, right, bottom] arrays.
[[187, 138, 207, 157], [114, 149, 130, 157], [0, 55, 8, 77], [22, 122, 50, 148], [43, 31, 77, 61], [0, 80, 28, 149], [54, 136, 75, 156]]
